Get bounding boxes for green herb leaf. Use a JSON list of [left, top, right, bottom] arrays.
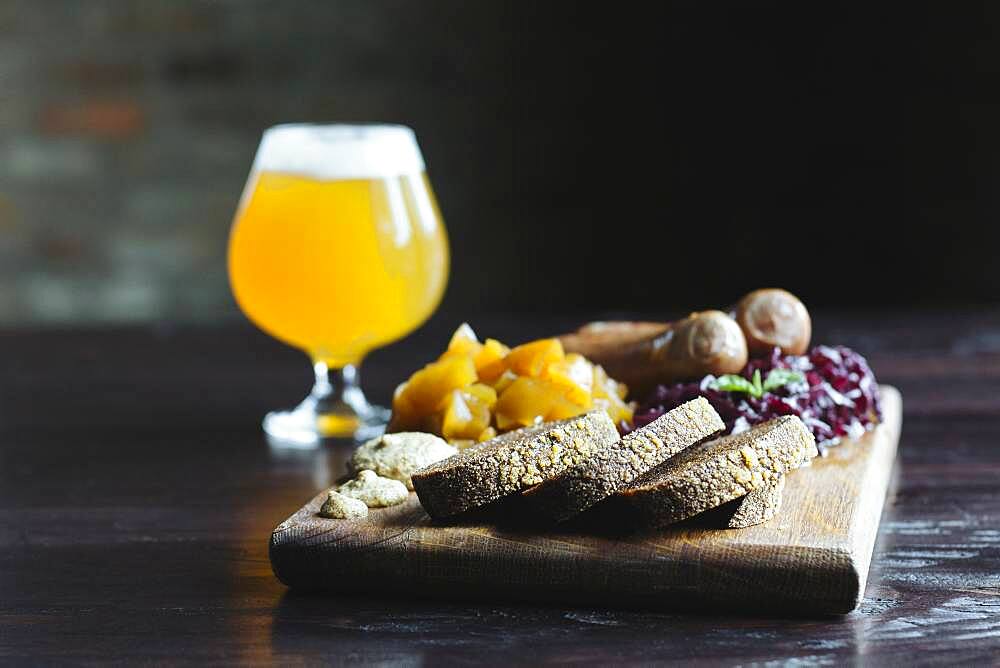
[[711, 368, 805, 398], [762, 368, 805, 393], [711, 374, 762, 398]]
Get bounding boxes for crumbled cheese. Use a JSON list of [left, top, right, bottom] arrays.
[[319, 490, 368, 520], [350, 432, 457, 490], [338, 470, 409, 507]]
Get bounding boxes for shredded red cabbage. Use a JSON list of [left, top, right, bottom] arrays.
[[627, 346, 882, 449]]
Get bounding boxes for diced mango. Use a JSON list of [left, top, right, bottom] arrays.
[[477, 359, 506, 384], [463, 383, 498, 409], [391, 380, 410, 413], [439, 323, 483, 361], [546, 393, 592, 421], [491, 370, 519, 394], [494, 376, 589, 429], [441, 388, 492, 441], [593, 364, 629, 401], [474, 338, 510, 382], [495, 377, 546, 429], [591, 365, 633, 424], [593, 394, 634, 425], [542, 353, 594, 406], [440, 390, 472, 436], [389, 381, 421, 431], [494, 410, 526, 432], [449, 322, 481, 353], [401, 355, 477, 413], [388, 327, 633, 442], [592, 364, 611, 396], [505, 338, 564, 378]]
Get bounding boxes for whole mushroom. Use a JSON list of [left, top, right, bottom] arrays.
[[732, 288, 811, 357]]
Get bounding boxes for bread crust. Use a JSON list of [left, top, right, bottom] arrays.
[[718, 475, 785, 528], [617, 416, 816, 527], [411, 411, 619, 519], [521, 397, 724, 522]]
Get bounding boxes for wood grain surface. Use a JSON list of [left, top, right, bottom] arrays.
[[2, 313, 999, 665], [270, 388, 901, 614]]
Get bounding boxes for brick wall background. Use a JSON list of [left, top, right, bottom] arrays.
[[0, 0, 514, 324], [3, 2, 999, 325]]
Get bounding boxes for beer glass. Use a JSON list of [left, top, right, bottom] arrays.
[[228, 124, 449, 444]]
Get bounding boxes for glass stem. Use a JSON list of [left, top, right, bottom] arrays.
[[310, 361, 371, 418]]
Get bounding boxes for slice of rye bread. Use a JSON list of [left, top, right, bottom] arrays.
[[411, 411, 619, 519], [713, 475, 786, 528], [616, 415, 817, 528], [520, 397, 724, 522]]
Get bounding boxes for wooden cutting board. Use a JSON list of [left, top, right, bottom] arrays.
[[270, 386, 901, 614]]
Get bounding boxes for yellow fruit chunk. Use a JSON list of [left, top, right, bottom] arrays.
[[474, 338, 510, 382], [491, 370, 519, 394], [464, 383, 498, 409], [477, 359, 506, 384], [545, 393, 592, 421], [590, 364, 633, 425], [388, 326, 634, 442], [495, 377, 547, 429], [593, 364, 629, 401], [542, 353, 594, 406], [439, 323, 483, 361], [494, 376, 588, 430], [401, 355, 477, 413], [389, 381, 421, 431], [441, 388, 492, 441], [505, 338, 564, 378], [593, 395, 634, 425]]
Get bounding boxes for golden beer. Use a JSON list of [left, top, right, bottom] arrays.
[[228, 125, 449, 442], [229, 172, 448, 367]]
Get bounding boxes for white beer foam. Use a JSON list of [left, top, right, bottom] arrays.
[[253, 124, 425, 179]]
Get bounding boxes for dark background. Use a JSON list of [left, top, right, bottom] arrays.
[[1, 1, 997, 325]]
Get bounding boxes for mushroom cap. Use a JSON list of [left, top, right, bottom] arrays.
[[734, 289, 812, 356]]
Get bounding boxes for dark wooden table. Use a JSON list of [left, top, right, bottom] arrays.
[[2, 311, 999, 665]]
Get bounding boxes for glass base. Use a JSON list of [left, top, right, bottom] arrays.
[[263, 362, 391, 447], [264, 403, 390, 447]]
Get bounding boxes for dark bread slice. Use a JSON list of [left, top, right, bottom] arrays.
[[521, 397, 724, 522], [411, 411, 619, 519], [713, 475, 785, 528], [616, 415, 816, 528]]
